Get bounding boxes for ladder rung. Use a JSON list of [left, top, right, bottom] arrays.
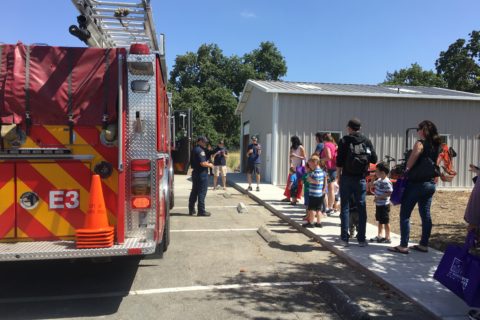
[[103, 29, 147, 34], [91, 0, 141, 8], [93, 8, 145, 14], [92, 14, 145, 21], [101, 21, 145, 26], [109, 35, 150, 39]]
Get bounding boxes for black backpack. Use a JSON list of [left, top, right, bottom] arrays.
[[345, 141, 370, 175]]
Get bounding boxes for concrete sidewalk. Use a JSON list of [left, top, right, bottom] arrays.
[[227, 173, 471, 320]]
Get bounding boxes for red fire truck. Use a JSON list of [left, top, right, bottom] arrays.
[[0, 0, 174, 261]]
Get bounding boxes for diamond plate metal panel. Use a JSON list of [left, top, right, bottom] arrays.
[[0, 239, 156, 261], [125, 53, 158, 239]]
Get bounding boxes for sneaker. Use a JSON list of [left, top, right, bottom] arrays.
[[358, 241, 368, 247], [314, 223, 323, 228], [256, 186, 260, 192], [339, 239, 349, 247], [383, 239, 392, 244], [302, 223, 315, 228], [189, 210, 196, 216], [370, 236, 381, 242], [197, 212, 211, 217], [247, 186, 253, 191], [468, 309, 480, 320], [326, 208, 333, 214]]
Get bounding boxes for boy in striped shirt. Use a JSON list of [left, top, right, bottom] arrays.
[[369, 162, 393, 243], [303, 155, 328, 228]]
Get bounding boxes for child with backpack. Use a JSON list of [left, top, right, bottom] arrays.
[[369, 162, 393, 243], [302, 155, 327, 228], [287, 167, 299, 205]]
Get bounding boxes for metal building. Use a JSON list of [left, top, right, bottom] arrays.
[[236, 80, 480, 188]]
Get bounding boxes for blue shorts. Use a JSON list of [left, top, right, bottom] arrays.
[[327, 169, 337, 183]]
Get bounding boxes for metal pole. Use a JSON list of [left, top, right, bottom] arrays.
[[118, 53, 124, 171]]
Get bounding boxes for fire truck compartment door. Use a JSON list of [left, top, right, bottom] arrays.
[[0, 163, 16, 239], [15, 162, 91, 240]]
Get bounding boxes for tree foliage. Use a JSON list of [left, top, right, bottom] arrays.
[[435, 31, 480, 93], [383, 63, 446, 87], [383, 30, 480, 93], [169, 42, 287, 147]]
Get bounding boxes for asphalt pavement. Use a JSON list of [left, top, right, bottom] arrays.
[[0, 174, 432, 320]]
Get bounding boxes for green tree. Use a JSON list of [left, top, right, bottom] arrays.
[[383, 63, 446, 87], [435, 30, 480, 93], [243, 41, 288, 82], [169, 42, 287, 147]]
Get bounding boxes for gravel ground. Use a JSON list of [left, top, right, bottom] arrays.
[[366, 190, 471, 251]]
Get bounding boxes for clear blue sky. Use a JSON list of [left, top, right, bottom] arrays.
[[1, 0, 478, 84]]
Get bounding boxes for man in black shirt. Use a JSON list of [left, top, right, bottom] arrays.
[[212, 139, 229, 190], [336, 118, 377, 247], [188, 136, 214, 217]]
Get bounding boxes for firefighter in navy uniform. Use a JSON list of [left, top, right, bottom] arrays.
[[189, 136, 214, 216]]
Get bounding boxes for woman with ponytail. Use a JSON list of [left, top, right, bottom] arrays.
[[389, 120, 442, 254]]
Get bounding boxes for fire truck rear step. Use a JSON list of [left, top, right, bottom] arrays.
[[0, 238, 156, 261]]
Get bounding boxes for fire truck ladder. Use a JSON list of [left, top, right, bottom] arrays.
[[70, 0, 162, 51]]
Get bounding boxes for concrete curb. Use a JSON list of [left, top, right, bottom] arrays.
[[317, 281, 371, 320], [228, 181, 441, 320]]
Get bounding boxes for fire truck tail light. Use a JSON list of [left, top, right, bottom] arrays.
[[132, 196, 151, 209], [131, 160, 151, 171], [131, 160, 152, 199]]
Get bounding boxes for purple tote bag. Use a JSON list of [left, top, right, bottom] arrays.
[[433, 231, 480, 307], [390, 176, 407, 206]]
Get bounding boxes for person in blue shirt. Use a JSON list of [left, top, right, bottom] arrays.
[[188, 136, 214, 217], [212, 139, 229, 190], [246, 136, 262, 192], [314, 132, 324, 157]]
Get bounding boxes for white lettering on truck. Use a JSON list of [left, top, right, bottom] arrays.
[[49, 190, 80, 209]]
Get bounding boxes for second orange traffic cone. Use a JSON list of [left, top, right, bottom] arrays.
[[76, 174, 114, 248]]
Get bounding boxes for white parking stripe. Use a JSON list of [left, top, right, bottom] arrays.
[[0, 281, 313, 304], [171, 227, 292, 233], [173, 205, 239, 209], [171, 228, 258, 232]]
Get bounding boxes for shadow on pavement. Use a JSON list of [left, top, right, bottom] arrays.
[[0, 256, 141, 319], [202, 260, 433, 320]]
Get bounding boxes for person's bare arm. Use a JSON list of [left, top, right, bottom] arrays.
[[406, 141, 424, 171], [321, 147, 332, 162], [200, 161, 214, 168]]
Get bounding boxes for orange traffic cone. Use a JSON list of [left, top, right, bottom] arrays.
[[76, 175, 114, 248]]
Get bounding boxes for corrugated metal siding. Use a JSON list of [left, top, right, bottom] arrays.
[[275, 94, 480, 188], [240, 89, 273, 177]]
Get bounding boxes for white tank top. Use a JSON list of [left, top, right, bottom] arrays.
[[291, 147, 303, 167]]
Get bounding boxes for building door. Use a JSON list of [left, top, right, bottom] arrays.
[[242, 135, 250, 173], [265, 133, 272, 182]]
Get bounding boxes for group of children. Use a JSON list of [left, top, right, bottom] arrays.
[[288, 157, 393, 243]]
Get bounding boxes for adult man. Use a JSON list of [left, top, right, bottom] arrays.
[[336, 118, 377, 247], [188, 136, 214, 217], [246, 136, 262, 192], [212, 139, 229, 190]]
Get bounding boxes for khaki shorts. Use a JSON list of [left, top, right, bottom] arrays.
[[214, 165, 228, 177]]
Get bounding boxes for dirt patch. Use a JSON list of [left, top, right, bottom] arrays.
[[366, 190, 471, 252]]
